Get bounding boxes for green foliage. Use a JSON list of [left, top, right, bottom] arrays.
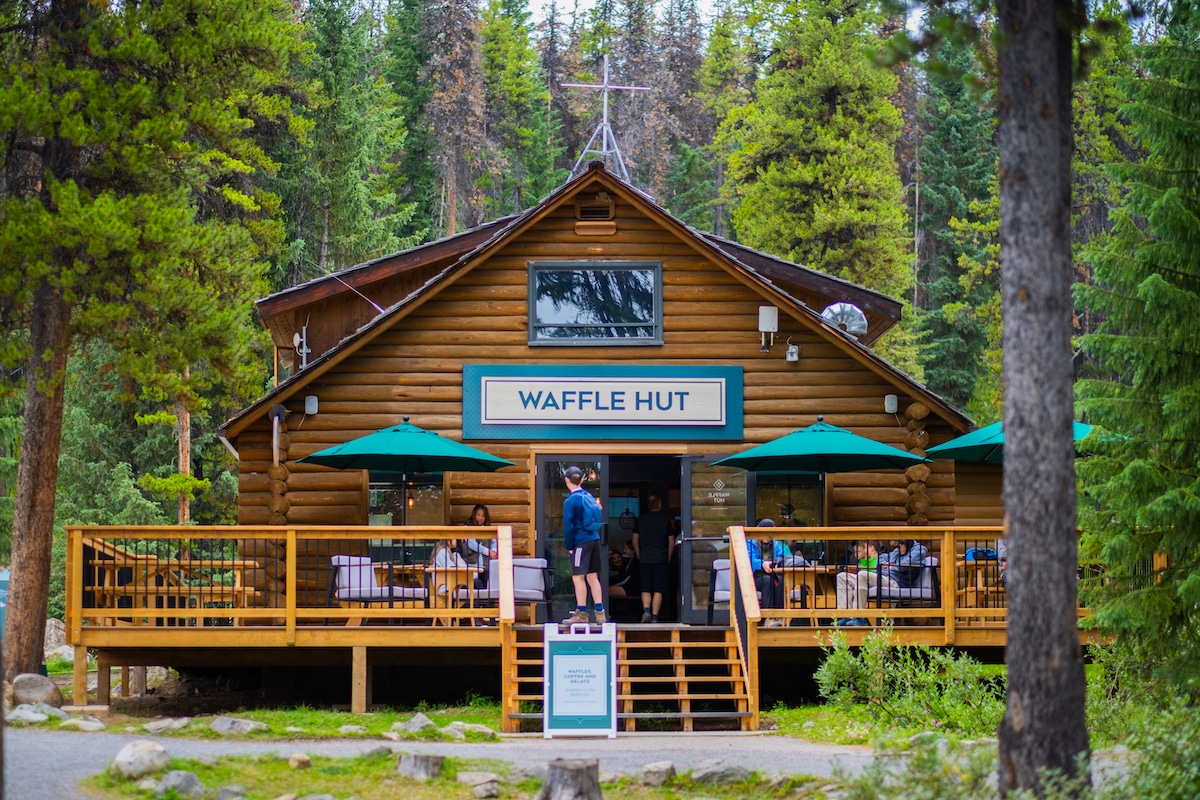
[[1074, 25, 1200, 698], [834, 735, 1000, 800], [1108, 704, 1200, 800], [719, 0, 911, 299], [915, 27, 997, 410], [816, 627, 1006, 737], [479, 0, 566, 216]]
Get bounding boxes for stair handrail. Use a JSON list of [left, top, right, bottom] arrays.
[[727, 525, 759, 723]]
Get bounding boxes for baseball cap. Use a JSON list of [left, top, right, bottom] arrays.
[[780, 504, 795, 517], [564, 465, 584, 481]]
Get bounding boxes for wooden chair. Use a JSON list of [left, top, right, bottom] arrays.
[[461, 557, 552, 624], [327, 554, 427, 626]]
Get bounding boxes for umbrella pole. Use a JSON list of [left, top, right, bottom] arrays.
[[400, 474, 408, 526]]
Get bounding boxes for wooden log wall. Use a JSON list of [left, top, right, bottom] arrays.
[[235, 181, 965, 577]]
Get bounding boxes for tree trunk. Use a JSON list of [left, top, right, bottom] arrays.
[[3, 279, 72, 680], [995, 0, 1090, 795], [535, 759, 604, 800]]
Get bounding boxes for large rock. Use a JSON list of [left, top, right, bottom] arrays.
[[394, 711, 437, 734], [61, 715, 107, 732], [640, 761, 676, 787], [11, 673, 63, 707], [157, 770, 203, 798], [6, 705, 49, 724], [144, 717, 191, 733], [44, 618, 66, 652], [210, 716, 268, 735], [112, 740, 171, 779], [690, 759, 750, 784]]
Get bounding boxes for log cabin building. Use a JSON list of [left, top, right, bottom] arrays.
[[67, 161, 1021, 728]]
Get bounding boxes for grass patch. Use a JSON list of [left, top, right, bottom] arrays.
[[85, 754, 833, 800]]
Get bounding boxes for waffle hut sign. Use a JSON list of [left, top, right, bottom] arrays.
[[463, 365, 743, 441]]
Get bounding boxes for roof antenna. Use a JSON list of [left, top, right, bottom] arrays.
[[331, 273, 385, 315], [563, 54, 650, 183]]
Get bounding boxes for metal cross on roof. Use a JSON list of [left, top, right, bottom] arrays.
[[563, 54, 651, 184]]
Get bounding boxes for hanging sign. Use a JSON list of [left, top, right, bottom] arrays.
[[543, 622, 618, 738], [463, 365, 743, 440]]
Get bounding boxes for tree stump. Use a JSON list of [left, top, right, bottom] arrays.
[[534, 758, 605, 800], [397, 753, 444, 781]]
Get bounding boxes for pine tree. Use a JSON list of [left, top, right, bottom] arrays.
[[273, 0, 419, 288], [0, 0, 300, 679], [695, 4, 758, 237], [1074, 17, 1200, 697], [480, 0, 566, 215], [915, 32, 998, 410], [719, 0, 911, 300], [383, 0, 440, 241], [538, 0, 587, 174], [423, 0, 489, 235]]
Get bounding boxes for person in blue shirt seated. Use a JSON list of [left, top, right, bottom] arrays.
[[748, 519, 792, 627], [879, 538, 930, 587]]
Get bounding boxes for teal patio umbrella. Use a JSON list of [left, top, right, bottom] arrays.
[[711, 417, 930, 473], [925, 420, 1093, 465], [299, 416, 514, 474], [298, 417, 513, 523]]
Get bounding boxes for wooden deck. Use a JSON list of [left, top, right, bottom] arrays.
[[64, 524, 1097, 730]]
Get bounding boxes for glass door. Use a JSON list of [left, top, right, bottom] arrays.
[[679, 456, 748, 625], [536, 456, 610, 619]]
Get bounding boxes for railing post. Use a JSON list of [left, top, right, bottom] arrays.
[[286, 528, 297, 644], [943, 529, 956, 644], [67, 527, 83, 645]]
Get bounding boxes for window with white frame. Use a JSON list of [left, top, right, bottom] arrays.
[[528, 261, 662, 345]]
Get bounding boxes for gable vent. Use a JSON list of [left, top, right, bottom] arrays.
[[576, 191, 615, 221]]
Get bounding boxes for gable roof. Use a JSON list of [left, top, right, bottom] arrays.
[[222, 161, 969, 440]]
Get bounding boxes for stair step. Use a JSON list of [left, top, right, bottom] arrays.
[[618, 711, 752, 719], [617, 658, 740, 666], [618, 693, 749, 701], [617, 675, 741, 684]]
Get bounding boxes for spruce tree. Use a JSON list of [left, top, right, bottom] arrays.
[[480, 0, 566, 214], [0, 0, 300, 678], [915, 33, 997, 410], [1075, 18, 1200, 696], [719, 0, 911, 300]]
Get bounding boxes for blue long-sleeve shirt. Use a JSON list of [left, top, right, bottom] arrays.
[[747, 539, 791, 573], [563, 489, 601, 551]]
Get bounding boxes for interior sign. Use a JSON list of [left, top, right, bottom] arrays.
[[463, 365, 743, 441]]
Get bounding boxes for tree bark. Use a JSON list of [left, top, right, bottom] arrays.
[[995, 0, 1090, 794], [534, 759, 605, 800], [4, 279, 72, 680]]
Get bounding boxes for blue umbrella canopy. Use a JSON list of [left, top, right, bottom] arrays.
[[925, 420, 1094, 465], [711, 417, 930, 473], [298, 417, 514, 474]]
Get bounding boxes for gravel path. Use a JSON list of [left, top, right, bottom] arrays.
[[4, 727, 876, 799]]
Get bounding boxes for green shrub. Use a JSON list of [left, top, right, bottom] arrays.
[[1101, 703, 1200, 800], [815, 626, 1006, 737]]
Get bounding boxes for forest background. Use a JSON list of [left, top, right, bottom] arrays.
[[1, 0, 1198, 709]]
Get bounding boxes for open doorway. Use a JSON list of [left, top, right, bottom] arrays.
[[606, 455, 682, 623]]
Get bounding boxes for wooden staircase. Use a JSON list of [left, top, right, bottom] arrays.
[[501, 624, 755, 733]]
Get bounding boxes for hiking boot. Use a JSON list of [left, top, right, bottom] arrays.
[[640, 612, 652, 624], [562, 609, 588, 625], [594, 610, 607, 624]]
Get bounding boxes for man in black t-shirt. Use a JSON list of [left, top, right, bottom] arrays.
[[633, 495, 675, 623]]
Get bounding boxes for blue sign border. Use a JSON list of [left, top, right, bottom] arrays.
[[545, 637, 615, 731], [463, 364, 743, 440]]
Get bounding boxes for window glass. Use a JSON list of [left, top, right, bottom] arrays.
[[530, 261, 662, 344]]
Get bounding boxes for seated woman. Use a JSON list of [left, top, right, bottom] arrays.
[[460, 504, 496, 588], [608, 543, 640, 600], [429, 537, 471, 596]]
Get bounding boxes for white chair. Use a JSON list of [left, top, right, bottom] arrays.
[[458, 557, 551, 624], [328, 554, 427, 625], [707, 559, 763, 624], [868, 557, 940, 604]]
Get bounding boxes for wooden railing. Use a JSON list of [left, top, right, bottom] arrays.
[[65, 525, 517, 639], [729, 525, 1092, 642]]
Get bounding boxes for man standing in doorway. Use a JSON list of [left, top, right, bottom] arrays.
[[634, 494, 675, 623], [562, 466, 606, 625]]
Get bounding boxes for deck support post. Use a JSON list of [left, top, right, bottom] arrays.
[[120, 666, 130, 697], [351, 646, 368, 713], [97, 664, 111, 706], [73, 645, 89, 705]]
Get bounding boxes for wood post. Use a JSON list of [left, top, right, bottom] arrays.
[[73, 645, 88, 705], [535, 759, 605, 800], [351, 646, 368, 713]]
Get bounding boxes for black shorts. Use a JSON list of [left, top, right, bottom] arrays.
[[570, 539, 603, 576], [640, 561, 671, 594]]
